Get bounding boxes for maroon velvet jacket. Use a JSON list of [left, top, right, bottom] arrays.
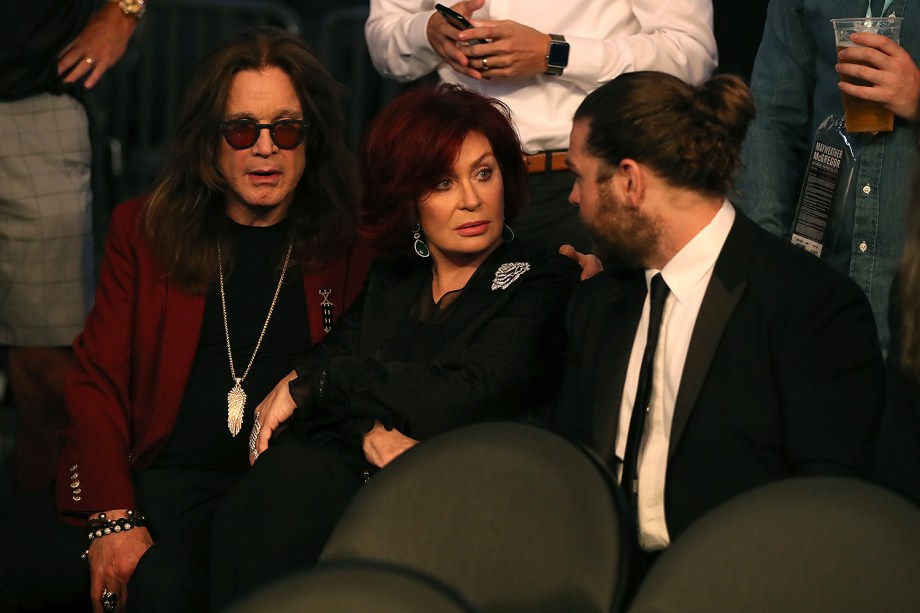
[[55, 197, 371, 521]]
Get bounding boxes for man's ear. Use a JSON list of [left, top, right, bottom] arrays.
[[614, 158, 648, 208], [618, 158, 645, 207]]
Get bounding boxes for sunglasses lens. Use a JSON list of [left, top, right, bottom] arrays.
[[273, 121, 304, 149], [224, 121, 258, 149], [221, 120, 305, 149]]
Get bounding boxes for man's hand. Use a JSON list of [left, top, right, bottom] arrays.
[[426, 0, 486, 80], [560, 245, 603, 280], [363, 420, 419, 469], [58, 2, 137, 89], [836, 32, 920, 121], [87, 511, 153, 613], [250, 370, 299, 464], [459, 20, 551, 79]]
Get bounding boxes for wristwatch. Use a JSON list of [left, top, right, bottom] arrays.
[[110, 0, 147, 20], [544, 34, 570, 76]]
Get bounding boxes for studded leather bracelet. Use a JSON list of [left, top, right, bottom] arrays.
[[80, 510, 147, 559]]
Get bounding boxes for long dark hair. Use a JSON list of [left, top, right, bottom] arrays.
[[144, 26, 357, 292], [574, 71, 755, 198]]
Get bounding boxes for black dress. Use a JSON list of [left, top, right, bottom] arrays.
[[209, 241, 580, 608]]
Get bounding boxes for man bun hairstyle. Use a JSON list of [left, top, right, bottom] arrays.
[[574, 71, 755, 198]]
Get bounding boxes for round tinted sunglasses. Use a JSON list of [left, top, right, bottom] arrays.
[[218, 118, 308, 150]]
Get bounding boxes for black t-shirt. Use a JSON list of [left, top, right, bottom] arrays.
[[152, 219, 310, 471], [0, 0, 94, 99]]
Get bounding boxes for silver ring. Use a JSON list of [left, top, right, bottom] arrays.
[[249, 418, 262, 460], [101, 588, 118, 612], [84, 56, 95, 65], [482, 57, 489, 70]]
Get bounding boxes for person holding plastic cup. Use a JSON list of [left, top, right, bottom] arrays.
[[833, 16, 914, 132], [735, 0, 920, 353]]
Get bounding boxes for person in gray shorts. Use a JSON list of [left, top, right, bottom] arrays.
[[0, 0, 141, 490]]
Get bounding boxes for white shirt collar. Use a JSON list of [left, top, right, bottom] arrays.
[[645, 200, 735, 304]]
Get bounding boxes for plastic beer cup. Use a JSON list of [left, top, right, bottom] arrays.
[[831, 17, 903, 133]]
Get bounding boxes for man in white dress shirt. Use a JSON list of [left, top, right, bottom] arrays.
[[365, 0, 717, 254], [557, 71, 883, 561]]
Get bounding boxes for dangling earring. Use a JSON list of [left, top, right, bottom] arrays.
[[412, 223, 430, 258], [502, 223, 515, 242]]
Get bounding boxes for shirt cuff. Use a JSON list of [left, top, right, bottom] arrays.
[[562, 35, 629, 93], [405, 10, 442, 61]]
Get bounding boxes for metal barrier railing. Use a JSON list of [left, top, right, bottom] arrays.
[[88, 0, 302, 212], [320, 6, 407, 153]]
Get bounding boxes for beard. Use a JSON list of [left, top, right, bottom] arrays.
[[582, 183, 660, 271]]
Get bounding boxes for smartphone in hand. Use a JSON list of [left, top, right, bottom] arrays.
[[434, 3, 487, 45]]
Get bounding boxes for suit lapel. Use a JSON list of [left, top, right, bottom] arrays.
[[669, 213, 756, 460], [594, 275, 647, 464], [301, 256, 348, 345], [157, 283, 206, 428]]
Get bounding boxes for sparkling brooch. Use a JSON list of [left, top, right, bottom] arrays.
[[491, 262, 531, 290]]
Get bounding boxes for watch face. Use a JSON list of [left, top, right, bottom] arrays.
[[548, 41, 570, 68]]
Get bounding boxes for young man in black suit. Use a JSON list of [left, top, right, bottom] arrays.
[[557, 71, 884, 555]]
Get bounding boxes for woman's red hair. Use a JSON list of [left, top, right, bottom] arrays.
[[358, 84, 527, 252]]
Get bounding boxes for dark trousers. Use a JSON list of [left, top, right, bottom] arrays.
[[209, 440, 363, 610], [128, 469, 241, 612], [0, 468, 241, 613], [510, 170, 592, 255]]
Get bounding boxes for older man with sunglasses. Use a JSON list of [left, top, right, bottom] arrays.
[[0, 27, 372, 613]]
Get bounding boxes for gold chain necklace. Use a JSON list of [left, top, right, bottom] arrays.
[[218, 239, 294, 436]]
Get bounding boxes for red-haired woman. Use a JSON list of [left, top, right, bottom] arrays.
[[209, 84, 581, 607]]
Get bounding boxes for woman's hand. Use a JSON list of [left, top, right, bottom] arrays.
[[250, 370, 299, 464], [87, 510, 153, 613], [363, 421, 419, 469]]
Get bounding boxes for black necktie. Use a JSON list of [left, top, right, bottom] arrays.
[[621, 273, 670, 519]]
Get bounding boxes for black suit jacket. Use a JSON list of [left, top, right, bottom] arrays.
[[291, 241, 580, 462], [558, 212, 884, 538]]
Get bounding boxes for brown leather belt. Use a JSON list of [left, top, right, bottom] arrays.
[[523, 150, 568, 174]]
